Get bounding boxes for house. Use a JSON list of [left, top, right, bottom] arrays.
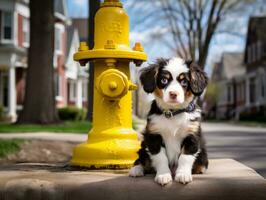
[[242, 16, 266, 118], [208, 16, 266, 120], [0, 0, 88, 121], [65, 25, 88, 108], [0, 0, 30, 121], [72, 18, 88, 42], [211, 53, 246, 119]]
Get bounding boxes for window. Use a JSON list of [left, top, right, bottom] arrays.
[[54, 74, 62, 98], [69, 81, 76, 102], [257, 41, 262, 60], [54, 26, 62, 53], [252, 43, 256, 62], [1, 11, 12, 40], [248, 46, 252, 64], [82, 80, 87, 101], [236, 84, 242, 102], [22, 17, 29, 46], [237, 82, 246, 102], [227, 84, 232, 103], [261, 74, 265, 99], [242, 82, 246, 102], [249, 77, 256, 103]]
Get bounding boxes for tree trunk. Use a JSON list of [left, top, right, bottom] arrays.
[[87, 0, 100, 121], [18, 0, 58, 124]]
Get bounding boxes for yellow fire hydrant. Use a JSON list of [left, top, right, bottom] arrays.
[[71, 0, 147, 168]]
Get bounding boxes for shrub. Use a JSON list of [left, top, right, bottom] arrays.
[[239, 106, 266, 122], [58, 106, 87, 121]]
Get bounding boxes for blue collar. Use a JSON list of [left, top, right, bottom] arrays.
[[161, 102, 196, 118]]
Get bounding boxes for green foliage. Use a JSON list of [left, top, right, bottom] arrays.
[[240, 114, 266, 123], [0, 121, 91, 134], [0, 139, 24, 158], [58, 107, 87, 121], [205, 81, 218, 102]]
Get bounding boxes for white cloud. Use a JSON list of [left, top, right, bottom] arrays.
[[130, 26, 168, 44]]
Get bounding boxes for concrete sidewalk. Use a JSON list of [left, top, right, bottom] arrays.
[[0, 159, 266, 200], [0, 122, 266, 143], [202, 122, 266, 133], [0, 132, 86, 143]]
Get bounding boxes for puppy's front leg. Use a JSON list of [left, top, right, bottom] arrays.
[[151, 147, 172, 186], [175, 135, 199, 184]]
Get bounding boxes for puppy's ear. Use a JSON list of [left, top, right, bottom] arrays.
[[140, 64, 158, 93], [187, 62, 208, 96]]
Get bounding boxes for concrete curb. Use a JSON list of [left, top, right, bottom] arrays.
[[0, 159, 265, 200]]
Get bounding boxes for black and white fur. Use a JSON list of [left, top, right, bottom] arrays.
[[129, 57, 208, 186]]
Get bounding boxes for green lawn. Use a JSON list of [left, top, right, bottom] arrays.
[[0, 139, 24, 158], [0, 121, 92, 133]]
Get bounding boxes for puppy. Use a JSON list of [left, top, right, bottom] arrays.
[[129, 57, 208, 186]]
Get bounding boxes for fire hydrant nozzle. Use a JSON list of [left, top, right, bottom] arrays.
[[71, 0, 147, 169], [109, 81, 118, 90]]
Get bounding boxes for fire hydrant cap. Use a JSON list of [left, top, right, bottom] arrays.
[[101, 0, 123, 7], [97, 69, 129, 99]]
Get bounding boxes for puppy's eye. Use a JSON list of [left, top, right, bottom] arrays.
[[180, 79, 188, 87], [161, 78, 168, 85]]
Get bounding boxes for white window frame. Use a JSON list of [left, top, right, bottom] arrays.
[[69, 81, 76, 102], [55, 74, 63, 101], [1, 11, 14, 43], [22, 17, 29, 47], [82, 80, 88, 101], [54, 23, 64, 55]]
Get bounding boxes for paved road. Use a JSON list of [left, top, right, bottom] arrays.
[[202, 123, 266, 178], [0, 122, 265, 178]]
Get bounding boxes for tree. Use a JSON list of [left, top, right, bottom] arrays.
[[18, 0, 58, 124], [87, 0, 100, 121], [129, 0, 258, 69]]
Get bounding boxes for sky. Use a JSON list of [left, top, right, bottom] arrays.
[[66, 0, 88, 18], [66, 0, 264, 76]]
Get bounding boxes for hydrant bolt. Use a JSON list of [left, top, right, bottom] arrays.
[[133, 42, 144, 52], [79, 42, 89, 51]]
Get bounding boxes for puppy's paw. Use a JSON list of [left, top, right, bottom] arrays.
[[175, 171, 192, 184], [155, 173, 172, 186], [129, 165, 144, 177]]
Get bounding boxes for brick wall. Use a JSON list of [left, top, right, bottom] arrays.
[[17, 14, 23, 47]]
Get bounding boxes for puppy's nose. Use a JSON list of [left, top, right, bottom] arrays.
[[169, 91, 178, 100]]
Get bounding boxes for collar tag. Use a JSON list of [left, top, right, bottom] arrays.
[[164, 110, 173, 118]]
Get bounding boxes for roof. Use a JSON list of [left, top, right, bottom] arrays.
[[244, 16, 266, 62], [212, 53, 246, 81], [72, 18, 88, 42], [66, 26, 75, 58], [54, 0, 69, 23]]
